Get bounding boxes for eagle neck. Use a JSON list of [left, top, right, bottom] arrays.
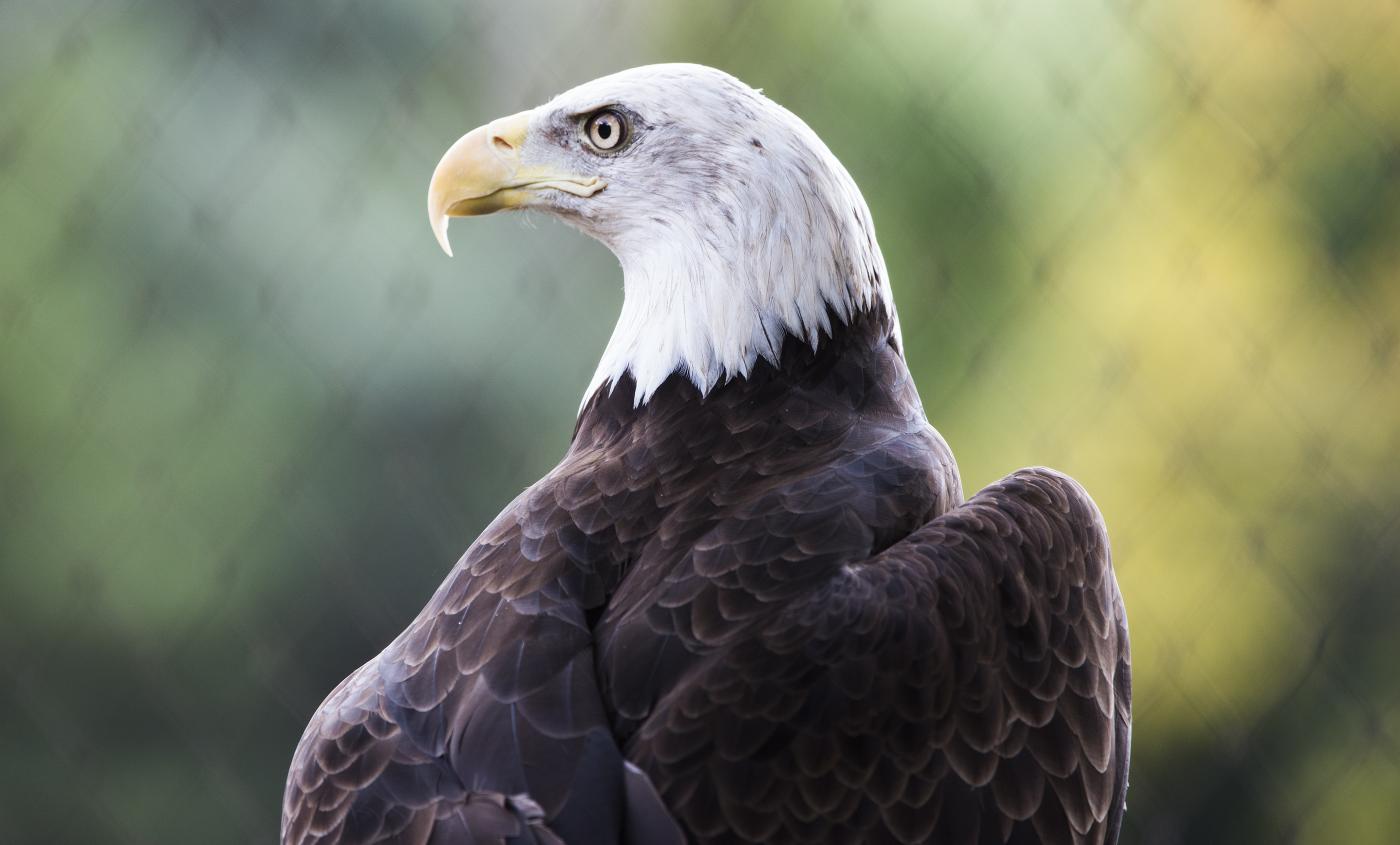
[[573, 303, 908, 450]]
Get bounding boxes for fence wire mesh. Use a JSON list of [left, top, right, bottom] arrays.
[[2, 0, 1399, 843]]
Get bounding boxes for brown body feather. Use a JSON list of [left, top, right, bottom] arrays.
[[283, 305, 1131, 845]]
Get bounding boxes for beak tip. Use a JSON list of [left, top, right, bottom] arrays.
[[431, 213, 454, 258]]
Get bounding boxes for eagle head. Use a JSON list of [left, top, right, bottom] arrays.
[[428, 63, 896, 406]]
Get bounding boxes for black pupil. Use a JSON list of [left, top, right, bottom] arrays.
[[597, 120, 613, 140]]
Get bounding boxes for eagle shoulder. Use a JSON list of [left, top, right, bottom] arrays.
[[625, 466, 1131, 845], [281, 463, 648, 845]]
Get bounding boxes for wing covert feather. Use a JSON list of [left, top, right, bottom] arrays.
[[283, 468, 676, 845], [629, 467, 1131, 845]]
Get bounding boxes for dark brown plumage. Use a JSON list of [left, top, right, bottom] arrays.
[[283, 305, 1131, 845]]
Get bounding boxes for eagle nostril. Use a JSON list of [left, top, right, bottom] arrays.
[[491, 134, 514, 154]]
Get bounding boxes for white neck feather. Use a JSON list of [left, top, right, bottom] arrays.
[[581, 102, 899, 409]]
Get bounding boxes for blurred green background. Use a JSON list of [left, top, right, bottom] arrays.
[[3, 0, 1399, 842]]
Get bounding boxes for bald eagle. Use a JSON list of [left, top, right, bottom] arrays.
[[283, 64, 1131, 845]]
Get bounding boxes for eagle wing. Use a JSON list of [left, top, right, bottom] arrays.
[[628, 467, 1131, 845], [281, 473, 683, 845]]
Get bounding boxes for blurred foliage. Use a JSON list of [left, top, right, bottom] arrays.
[[2, 1, 1398, 842]]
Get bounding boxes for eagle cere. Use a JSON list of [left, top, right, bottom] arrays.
[[284, 63, 1132, 845]]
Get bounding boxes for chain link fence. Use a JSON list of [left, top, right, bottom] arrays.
[[2, 1, 1398, 842]]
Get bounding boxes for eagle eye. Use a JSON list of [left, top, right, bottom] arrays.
[[584, 110, 627, 152]]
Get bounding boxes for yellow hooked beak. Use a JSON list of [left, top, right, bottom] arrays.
[[427, 109, 606, 257]]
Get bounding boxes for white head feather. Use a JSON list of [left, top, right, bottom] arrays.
[[508, 64, 900, 408]]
